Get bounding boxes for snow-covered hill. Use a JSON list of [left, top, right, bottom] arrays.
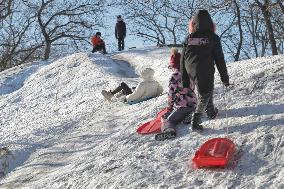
[[0, 48, 283, 189]]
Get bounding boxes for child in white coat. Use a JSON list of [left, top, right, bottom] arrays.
[[102, 68, 163, 104]]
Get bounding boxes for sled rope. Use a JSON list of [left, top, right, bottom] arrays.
[[223, 85, 229, 136]]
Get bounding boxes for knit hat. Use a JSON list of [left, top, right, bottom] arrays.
[[117, 15, 123, 21], [96, 32, 101, 36], [169, 48, 180, 70]]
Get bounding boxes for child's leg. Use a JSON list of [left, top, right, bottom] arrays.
[[156, 107, 193, 141], [111, 82, 132, 95], [120, 82, 132, 95], [92, 46, 96, 53], [102, 44, 107, 54], [162, 107, 194, 132], [191, 91, 212, 131], [195, 92, 212, 114], [206, 92, 218, 119]]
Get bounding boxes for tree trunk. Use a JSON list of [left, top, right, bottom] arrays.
[[44, 42, 51, 60], [278, 0, 284, 13], [256, 0, 278, 55], [233, 0, 243, 61]]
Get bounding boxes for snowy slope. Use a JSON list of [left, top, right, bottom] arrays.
[[0, 48, 283, 189]]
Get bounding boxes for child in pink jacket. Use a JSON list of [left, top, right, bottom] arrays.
[[155, 48, 197, 141]]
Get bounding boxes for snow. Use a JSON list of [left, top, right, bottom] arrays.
[[0, 47, 283, 189]]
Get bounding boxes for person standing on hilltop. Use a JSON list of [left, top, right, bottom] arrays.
[[115, 15, 126, 51]]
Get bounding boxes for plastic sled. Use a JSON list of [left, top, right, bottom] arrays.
[[127, 97, 153, 105], [136, 108, 169, 135], [192, 138, 236, 169]]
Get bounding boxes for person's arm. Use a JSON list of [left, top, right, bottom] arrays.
[[126, 82, 145, 102], [167, 86, 175, 110], [213, 34, 229, 85], [115, 23, 118, 39], [180, 37, 190, 88], [123, 22, 126, 38]]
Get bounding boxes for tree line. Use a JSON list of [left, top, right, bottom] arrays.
[[1, 0, 283, 71], [121, 0, 283, 61], [0, 0, 105, 71]]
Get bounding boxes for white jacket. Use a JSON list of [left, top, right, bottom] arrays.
[[126, 68, 163, 103]]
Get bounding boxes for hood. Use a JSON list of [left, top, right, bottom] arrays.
[[117, 18, 123, 22], [192, 10, 214, 33], [140, 68, 155, 81]]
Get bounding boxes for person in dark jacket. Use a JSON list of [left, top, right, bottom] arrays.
[[115, 15, 126, 51], [180, 10, 230, 131]]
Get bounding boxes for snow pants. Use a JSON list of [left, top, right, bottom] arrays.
[[118, 38, 125, 51], [111, 82, 133, 96], [162, 107, 195, 132], [195, 90, 215, 114], [92, 44, 107, 54]]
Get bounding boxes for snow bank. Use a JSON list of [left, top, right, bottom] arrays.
[[0, 49, 283, 189]]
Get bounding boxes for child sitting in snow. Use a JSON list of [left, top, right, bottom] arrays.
[[155, 48, 197, 141], [91, 32, 107, 54], [102, 67, 163, 104]]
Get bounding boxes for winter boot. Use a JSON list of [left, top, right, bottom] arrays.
[[182, 113, 192, 124], [191, 113, 203, 131], [155, 128, 176, 141], [206, 107, 218, 119], [101, 90, 114, 102]]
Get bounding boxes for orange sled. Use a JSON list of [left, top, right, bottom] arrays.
[[192, 138, 236, 168], [136, 108, 169, 134]]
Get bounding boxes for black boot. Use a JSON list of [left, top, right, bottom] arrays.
[[206, 107, 218, 119], [155, 128, 176, 141], [191, 113, 203, 131]]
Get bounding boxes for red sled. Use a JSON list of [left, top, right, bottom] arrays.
[[136, 108, 169, 135], [192, 138, 236, 169]]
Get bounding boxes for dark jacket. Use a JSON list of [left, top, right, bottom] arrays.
[[180, 10, 229, 94], [115, 21, 126, 39]]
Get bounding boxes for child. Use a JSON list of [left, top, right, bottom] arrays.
[[102, 67, 163, 104], [91, 32, 107, 54], [155, 48, 197, 141], [169, 47, 181, 70], [180, 10, 230, 131]]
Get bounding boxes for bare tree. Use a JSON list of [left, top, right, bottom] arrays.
[[255, 0, 278, 55], [1, 0, 106, 71], [26, 0, 105, 60], [277, 0, 284, 13], [0, 1, 43, 71], [121, 0, 198, 45], [0, 0, 13, 19], [232, 0, 243, 61]]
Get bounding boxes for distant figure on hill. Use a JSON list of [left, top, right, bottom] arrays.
[[115, 15, 126, 51], [101, 68, 163, 104], [91, 32, 107, 54], [180, 10, 230, 131]]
